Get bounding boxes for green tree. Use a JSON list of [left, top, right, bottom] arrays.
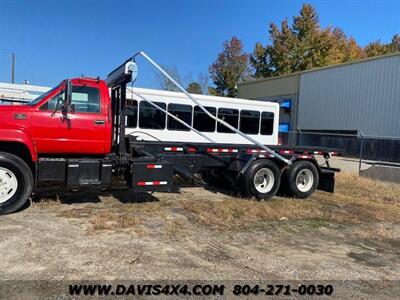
[[267, 19, 298, 75], [209, 36, 249, 97], [291, 3, 324, 70], [250, 42, 272, 78], [251, 4, 365, 78], [186, 82, 203, 94]]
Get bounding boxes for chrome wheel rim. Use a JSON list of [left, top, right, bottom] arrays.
[[0, 167, 18, 204], [253, 168, 275, 193], [295, 169, 314, 192]]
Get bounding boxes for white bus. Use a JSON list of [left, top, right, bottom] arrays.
[[124, 87, 280, 145]]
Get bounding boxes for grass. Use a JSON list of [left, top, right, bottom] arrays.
[[178, 197, 323, 229], [322, 173, 400, 224], [354, 223, 397, 241], [39, 172, 400, 234], [176, 173, 400, 229], [89, 212, 138, 231]]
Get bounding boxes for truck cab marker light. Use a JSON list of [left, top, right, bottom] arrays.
[[137, 181, 168, 186]]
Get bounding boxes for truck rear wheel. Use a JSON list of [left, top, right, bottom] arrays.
[[244, 160, 281, 201], [0, 152, 33, 215], [283, 161, 319, 198]]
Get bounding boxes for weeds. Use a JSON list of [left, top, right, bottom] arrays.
[[45, 172, 400, 234], [89, 212, 138, 231]]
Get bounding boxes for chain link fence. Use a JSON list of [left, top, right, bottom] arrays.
[[280, 130, 400, 175]]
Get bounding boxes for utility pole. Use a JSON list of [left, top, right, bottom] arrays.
[[11, 53, 15, 84]]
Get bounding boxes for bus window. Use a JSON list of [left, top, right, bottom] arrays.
[[240, 110, 260, 134], [217, 108, 239, 133], [261, 112, 274, 135], [139, 101, 166, 129], [126, 99, 138, 128], [193, 106, 216, 132], [167, 103, 192, 131]]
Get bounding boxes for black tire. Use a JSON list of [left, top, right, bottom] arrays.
[[0, 152, 34, 215], [244, 160, 281, 201], [283, 160, 319, 199]]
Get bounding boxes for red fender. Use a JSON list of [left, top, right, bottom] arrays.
[[0, 129, 38, 162]]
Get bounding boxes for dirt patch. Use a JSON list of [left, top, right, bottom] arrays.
[[1, 172, 399, 298]]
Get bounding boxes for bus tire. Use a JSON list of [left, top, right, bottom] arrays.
[[284, 161, 319, 198], [244, 160, 280, 201], [0, 152, 34, 215]]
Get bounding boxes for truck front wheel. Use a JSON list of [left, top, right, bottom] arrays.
[[0, 152, 33, 215]]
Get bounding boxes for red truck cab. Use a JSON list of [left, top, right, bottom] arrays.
[[0, 78, 112, 163]]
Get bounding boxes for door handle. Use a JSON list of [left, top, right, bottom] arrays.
[[94, 120, 105, 125]]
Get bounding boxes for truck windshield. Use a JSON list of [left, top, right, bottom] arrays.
[[26, 85, 59, 106]]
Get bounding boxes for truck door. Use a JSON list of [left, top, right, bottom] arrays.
[[31, 83, 108, 155]]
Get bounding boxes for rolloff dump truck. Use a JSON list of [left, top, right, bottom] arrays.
[[0, 52, 340, 215]]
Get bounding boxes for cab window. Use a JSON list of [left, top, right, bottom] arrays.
[[40, 85, 101, 113], [40, 91, 65, 111], [71, 86, 101, 113]]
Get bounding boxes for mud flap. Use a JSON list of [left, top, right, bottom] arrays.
[[318, 168, 337, 193], [127, 159, 174, 192]]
